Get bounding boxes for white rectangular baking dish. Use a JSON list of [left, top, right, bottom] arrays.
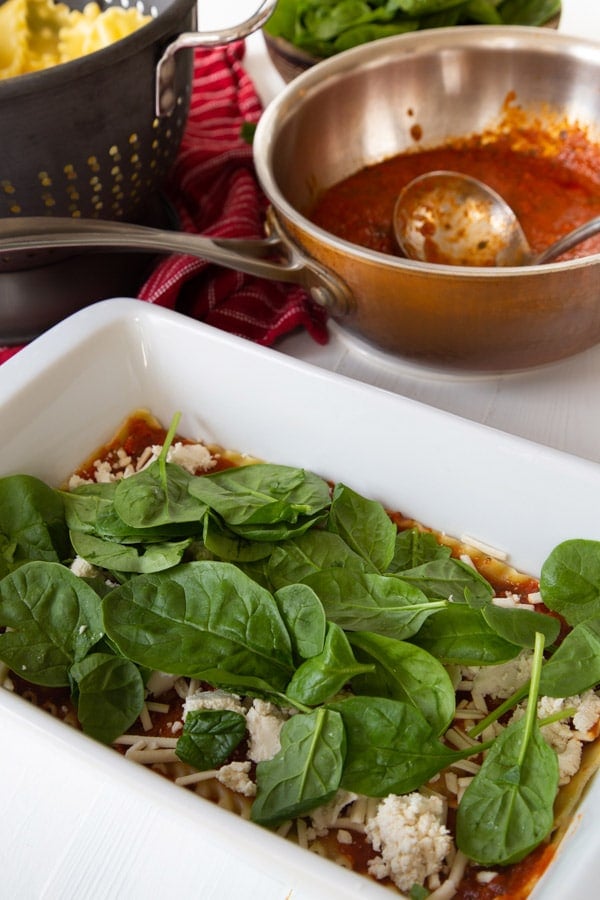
[[1, 297, 598, 899]]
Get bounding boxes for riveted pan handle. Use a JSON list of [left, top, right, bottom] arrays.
[[156, 0, 279, 116], [0, 211, 354, 315]]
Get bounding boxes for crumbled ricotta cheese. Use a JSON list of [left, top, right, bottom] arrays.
[[246, 699, 287, 763], [172, 442, 216, 473], [93, 459, 117, 483], [183, 689, 246, 719], [309, 789, 358, 836], [572, 690, 600, 735], [469, 650, 533, 700], [69, 555, 99, 579], [476, 870, 500, 885], [146, 671, 179, 697], [365, 793, 452, 892], [67, 473, 91, 489], [139, 442, 216, 474], [216, 761, 256, 797], [68, 439, 217, 490], [510, 691, 600, 785]]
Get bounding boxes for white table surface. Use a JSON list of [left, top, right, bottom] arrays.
[[201, 0, 600, 466]]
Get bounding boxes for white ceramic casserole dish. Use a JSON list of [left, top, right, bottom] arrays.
[[1, 297, 600, 898]]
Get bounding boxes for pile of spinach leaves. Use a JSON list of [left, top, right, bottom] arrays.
[[0, 413, 597, 872], [264, 0, 561, 59]]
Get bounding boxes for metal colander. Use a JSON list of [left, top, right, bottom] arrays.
[[0, 0, 277, 224], [0, 0, 277, 339], [0, 0, 196, 224]]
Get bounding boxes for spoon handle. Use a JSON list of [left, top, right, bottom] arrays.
[[534, 215, 600, 264]]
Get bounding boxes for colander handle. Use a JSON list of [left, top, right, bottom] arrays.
[[0, 212, 353, 316], [156, 0, 279, 116]]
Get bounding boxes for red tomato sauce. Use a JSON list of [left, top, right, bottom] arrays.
[[310, 128, 600, 261], [73, 409, 235, 482], [455, 844, 556, 899]]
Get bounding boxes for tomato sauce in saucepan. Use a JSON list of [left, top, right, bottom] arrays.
[[309, 123, 600, 261]]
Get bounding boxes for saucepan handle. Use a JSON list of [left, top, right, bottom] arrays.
[[0, 211, 354, 316], [156, 0, 279, 116]]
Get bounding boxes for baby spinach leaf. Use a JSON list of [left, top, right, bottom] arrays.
[[399, 557, 494, 606], [252, 707, 345, 826], [540, 539, 600, 625], [409, 885, 431, 900], [387, 527, 451, 573], [285, 622, 374, 706], [397, 0, 468, 13], [267, 529, 372, 591], [63, 484, 194, 544], [176, 709, 247, 770], [62, 482, 120, 531], [540, 618, 600, 697], [304, 568, 446, 640], [188, 463, 331, 527], [328, 695, 473, 796], [70, 651, 145, 744], [0, 560, 104, 686], [189, 668, 291, 700], [274, 582, 327, 660], [456, 633, 559, 866], [222, 514, 328, 542], [0, 474, 70, 568], [70, 530, 192, 575], [203, 513, 274, 562], [411, 603, 520, 665], [482, 603, 560, 649], [349, 631, 455, 735], [111, 413, 206, 531], [103, 561, 294, 689], [327, 482, 396, 572], [456, 717, 558, 864], [498, 0, 561, 27], [0, 536, 15, 579], [114, 461, 207, 529], [462, 0, 501, 24], [233, 557, 272, 590]]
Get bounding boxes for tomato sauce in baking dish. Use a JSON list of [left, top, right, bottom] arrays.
[[310, 118, 600, 261], [2, 409, 600, 899]]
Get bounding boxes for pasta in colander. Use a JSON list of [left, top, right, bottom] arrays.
[[0, 0, 150, 79]]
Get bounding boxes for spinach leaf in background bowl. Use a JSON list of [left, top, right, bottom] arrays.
[[264, 0, 561, 59]]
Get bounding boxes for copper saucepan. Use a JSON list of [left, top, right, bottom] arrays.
[[254, 25, 600, 372]]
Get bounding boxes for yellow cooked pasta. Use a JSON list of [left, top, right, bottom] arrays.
[[0, 0, 151, 80]]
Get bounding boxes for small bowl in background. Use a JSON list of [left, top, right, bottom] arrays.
[[263, 9, 561, 83], [263, 32, 320, 82]]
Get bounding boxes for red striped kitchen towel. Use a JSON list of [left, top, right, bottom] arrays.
[[0, 42, 328, 365]]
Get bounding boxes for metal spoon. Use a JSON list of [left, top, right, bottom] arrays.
[[393, 170, 600, 267]]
